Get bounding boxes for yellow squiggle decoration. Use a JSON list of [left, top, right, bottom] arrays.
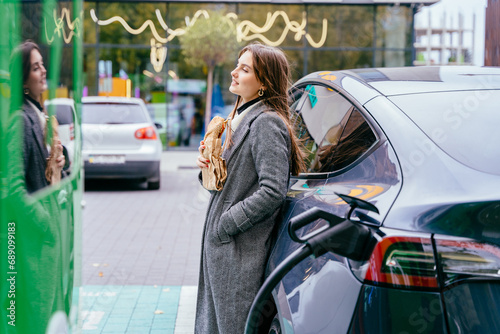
[[150, 38, 167, 73], [90, 8, 327, 48], [236, 11, 327, 47], [45, 8, 83, 44], [90, 8, 168, 43], [90, 8, 210, 44], [90, 8, 328, 72]]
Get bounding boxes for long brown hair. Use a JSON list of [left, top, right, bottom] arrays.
[[20, 41, 41, 85], [224, 43, 305, 175], [9, 40, 44, 112]]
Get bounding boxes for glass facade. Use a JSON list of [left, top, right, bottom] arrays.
[[20, 1, 417, 150]]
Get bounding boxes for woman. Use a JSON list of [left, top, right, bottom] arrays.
[[18, 40, 65, 194], [195, 43, 305, 333], [4, 40, 67, 333]]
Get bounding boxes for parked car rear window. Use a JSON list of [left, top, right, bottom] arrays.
[[51, 104, 74, 125], [82, 103, 148, 124], [389, 90, 500, 175]]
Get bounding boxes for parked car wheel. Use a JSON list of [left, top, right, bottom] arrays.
[[147, 168, 161, 190]]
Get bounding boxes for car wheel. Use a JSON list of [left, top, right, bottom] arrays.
[[268, 314, 281, 334], [147, 169, 161, 190]]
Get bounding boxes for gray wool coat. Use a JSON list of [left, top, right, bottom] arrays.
[[195, 102, 291, 334], [22, 100, 50, 194]]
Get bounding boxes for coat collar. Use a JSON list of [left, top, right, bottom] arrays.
[[24, 100, 48, 157], [222, 101, 267, 163]]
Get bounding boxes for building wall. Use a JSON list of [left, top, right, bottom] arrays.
[[18, 1, 419, 149], [485, 0, 500, 66]]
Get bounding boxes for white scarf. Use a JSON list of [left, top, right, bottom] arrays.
[[230, 102, 259, 132], [26, 99, 47, 136]]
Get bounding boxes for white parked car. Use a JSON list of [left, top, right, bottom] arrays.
[[82, 96, 162, 190], [45, 98, 76, 173]]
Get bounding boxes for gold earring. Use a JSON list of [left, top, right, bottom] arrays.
[[24, 88, 29, 95], [258, 88, 264, 97]]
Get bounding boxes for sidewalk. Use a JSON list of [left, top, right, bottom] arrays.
[[81, 285, 197, 333], [160, 150, 200, 172], [81, 150, 205, 333]]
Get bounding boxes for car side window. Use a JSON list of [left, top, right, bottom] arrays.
[[291, 84, 377, 173], [290, 86, 318, 169], [291, 111, 318, 169], [312, 109, 377, 172]]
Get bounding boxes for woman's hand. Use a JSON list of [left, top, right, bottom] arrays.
[[196, 140, 210, 169], [55, 140, 65, 170]]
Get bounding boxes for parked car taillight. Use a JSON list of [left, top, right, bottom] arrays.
[[361, 235, 438, 289], [435, 237, 500, 286], [350, 233, 500, 290], [135, 126, 157, 140]]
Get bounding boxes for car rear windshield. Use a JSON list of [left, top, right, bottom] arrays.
[[50, 104, 74, 125], [389, 90, 500, 175], [82, 103, 148, 124]]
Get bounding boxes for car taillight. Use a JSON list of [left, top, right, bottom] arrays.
[[350, 233, 500, 290], [70, 123, 74, 140], [134, 126, 157, 140], [435, 237, 500, 286], [362, 235, 438, 289]]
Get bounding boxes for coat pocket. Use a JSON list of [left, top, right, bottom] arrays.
[[222, 200, 232, 213], [214, 201, 233, 244]]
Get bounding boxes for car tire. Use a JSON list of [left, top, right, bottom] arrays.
[[147, 169, 161, 190], [268, 314, 281, 334]]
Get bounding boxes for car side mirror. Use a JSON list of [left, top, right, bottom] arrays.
[[154, 122, 163, 129]]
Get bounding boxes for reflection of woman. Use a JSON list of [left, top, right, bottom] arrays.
[[18, 40, 64, 193], [4, 40, 66, 333], [195, 43, 305, 333]]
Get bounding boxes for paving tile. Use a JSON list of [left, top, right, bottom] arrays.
[[82, 155, 203, 332], [81, 285, 193, 333]]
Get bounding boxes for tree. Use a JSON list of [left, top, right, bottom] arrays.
[[179, 10, 240, 133]]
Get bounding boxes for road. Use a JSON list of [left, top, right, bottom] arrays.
[[81, 163, 208, 333]]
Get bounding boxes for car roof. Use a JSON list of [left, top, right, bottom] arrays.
[[82, 96, 145, 104], [44, 98, 75, 106], [298, 66, 500, 97]]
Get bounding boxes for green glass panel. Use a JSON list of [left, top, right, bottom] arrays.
[[0, 0, 83, 332], [307, 50, 373, 72], [307, 5, 374, 48], [376, 5, 413, 49], [374, 50, 413, 67]]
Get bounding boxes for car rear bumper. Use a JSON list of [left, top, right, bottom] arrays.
[[348, 285, 447, 333], [84, 160, 160, 180]]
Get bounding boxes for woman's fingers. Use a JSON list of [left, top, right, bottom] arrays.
[[198, 140, 206, 154], [196, 155, 210, 169], [56, 154, 65, 169], [196, 141, 210, 169]]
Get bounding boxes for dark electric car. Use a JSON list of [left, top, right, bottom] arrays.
[[259, 66, 500, 334]]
